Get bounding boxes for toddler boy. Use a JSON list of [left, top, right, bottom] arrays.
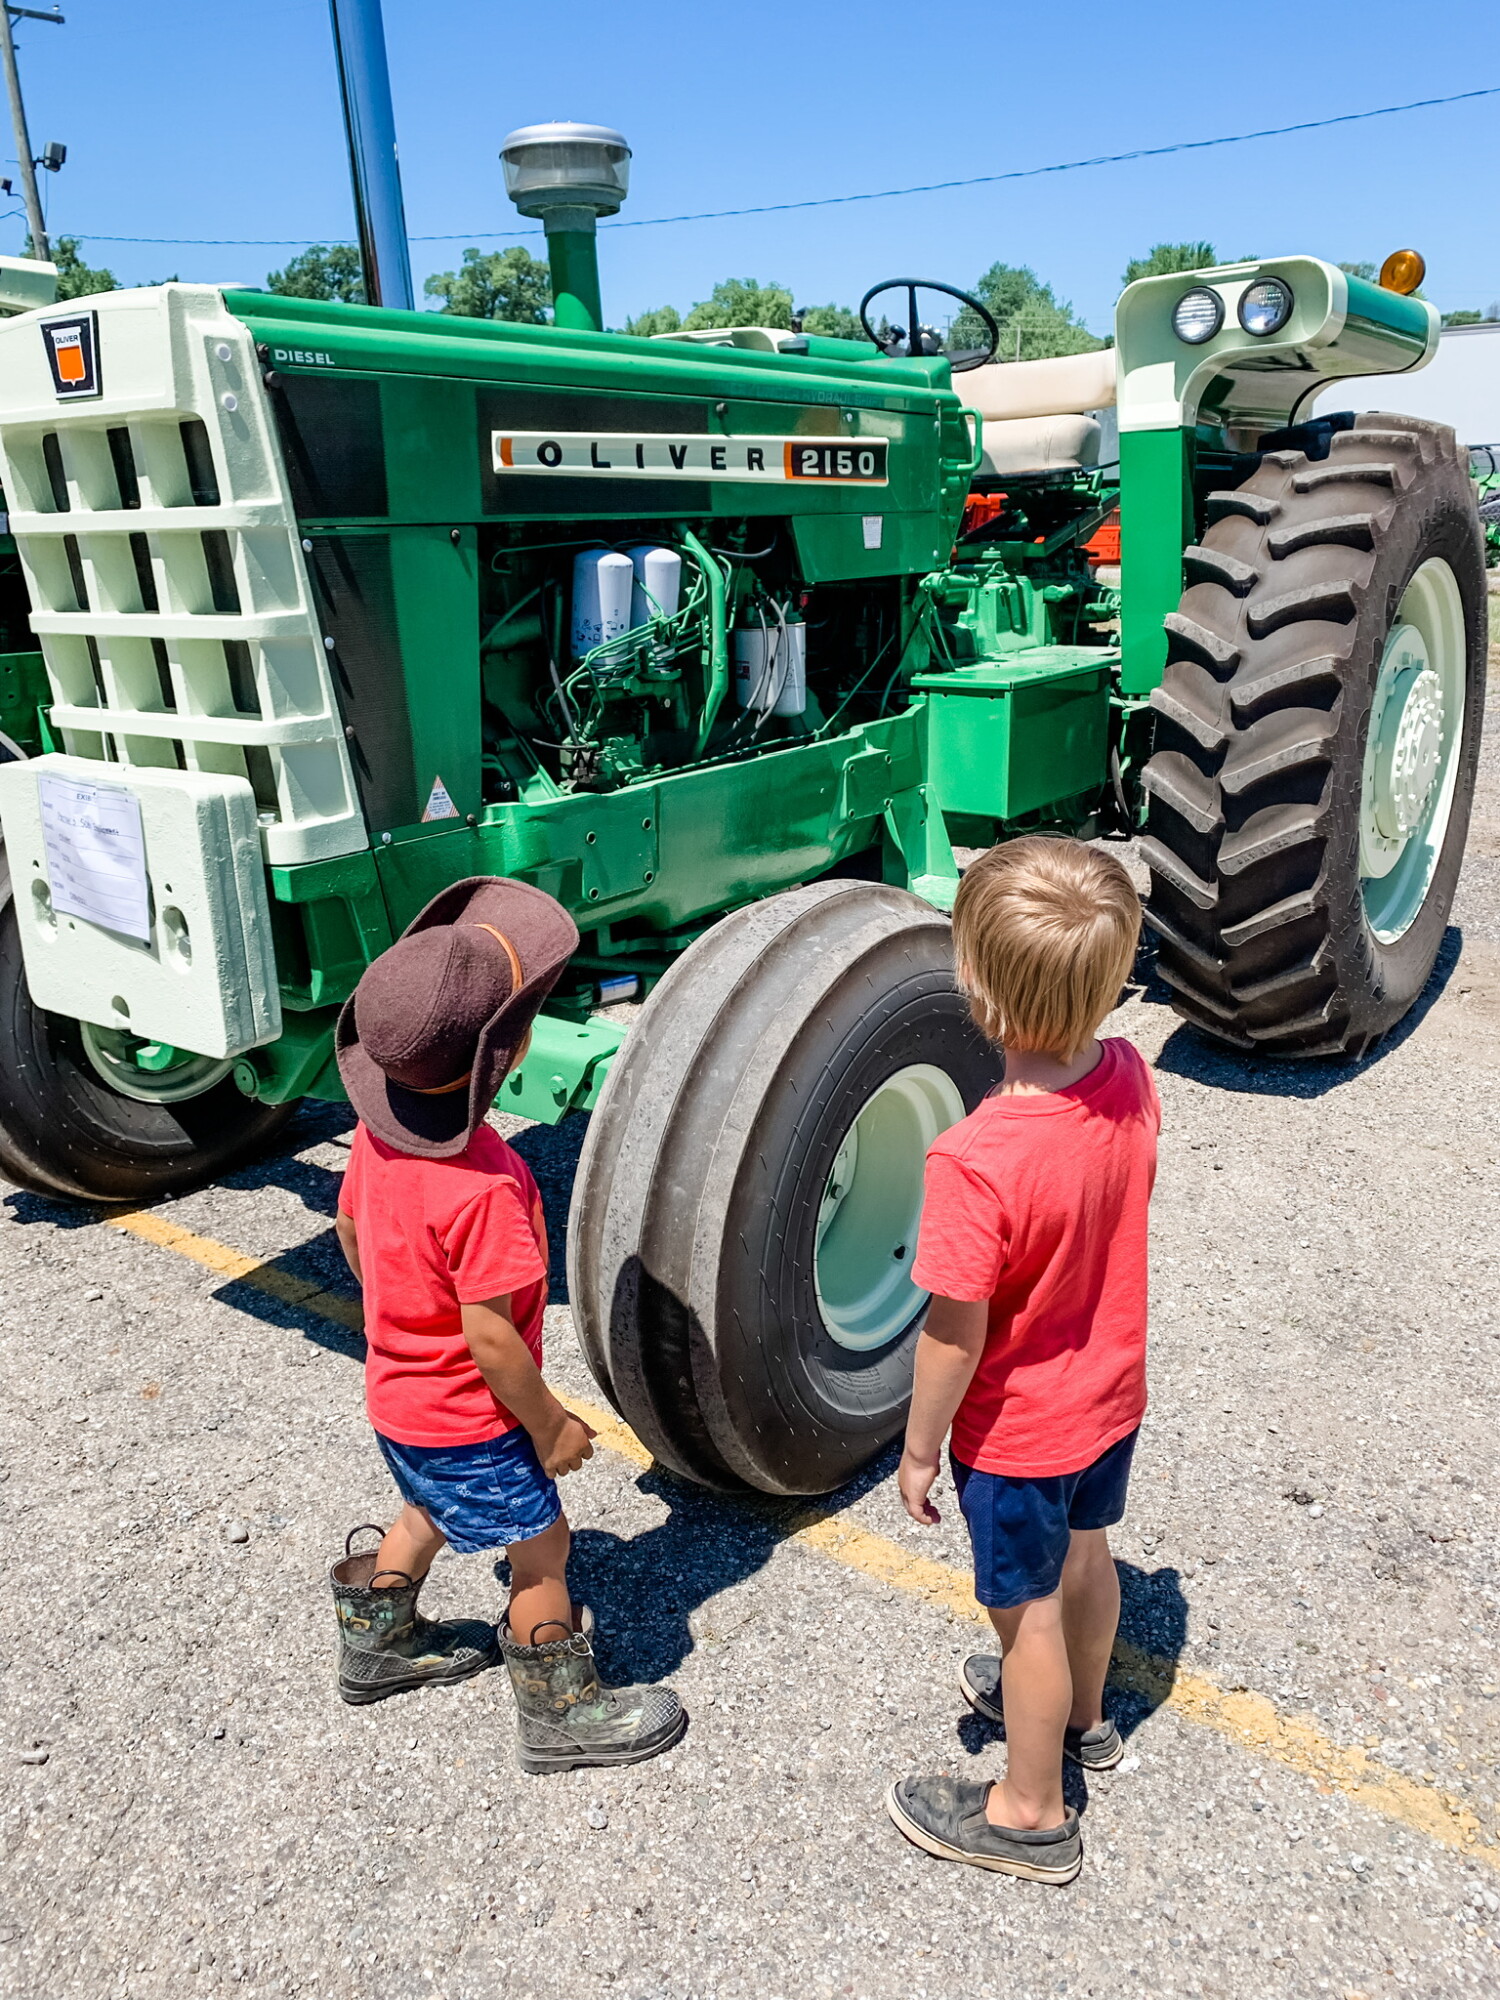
[[886, 836, 1156, 1882], [327, 875, 686, 1773]]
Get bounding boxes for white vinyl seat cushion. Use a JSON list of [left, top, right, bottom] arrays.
[[961, 347, 1117, 421], [977, 413, 1102, 476]]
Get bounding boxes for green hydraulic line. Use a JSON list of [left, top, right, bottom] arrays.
[[684, 528, 729, 754]]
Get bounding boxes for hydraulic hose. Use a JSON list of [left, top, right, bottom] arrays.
[[683, 527, 729, 755]]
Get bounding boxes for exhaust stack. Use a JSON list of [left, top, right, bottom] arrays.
[[499, 122, 631, 334], [328, 0, 414, 310]]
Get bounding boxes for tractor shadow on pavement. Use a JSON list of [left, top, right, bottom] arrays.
[[512, 1469, 795, 1684], [1148, 924, 1466, 1100]]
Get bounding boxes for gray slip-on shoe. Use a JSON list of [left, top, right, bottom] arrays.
[[886, 1774, 1082, 1882], [960, 1654, 1125, 1769]]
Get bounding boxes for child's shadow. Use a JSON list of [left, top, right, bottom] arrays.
[[953, 1560, 1190, 1814], [493, 1466, 787, 1681]]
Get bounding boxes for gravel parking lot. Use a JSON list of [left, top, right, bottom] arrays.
[[3, 625, 1498, 2000]]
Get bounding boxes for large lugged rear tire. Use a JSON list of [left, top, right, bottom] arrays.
[[1140, 412, 1486, 1056], [567, 880, 1001, 1496], [0, 860, 296, 1202]]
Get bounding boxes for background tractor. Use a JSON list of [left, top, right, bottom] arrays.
[[0, 102, 1484, 1494]]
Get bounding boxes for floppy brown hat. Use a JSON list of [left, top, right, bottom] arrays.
[[336, 876, 578, 1157]]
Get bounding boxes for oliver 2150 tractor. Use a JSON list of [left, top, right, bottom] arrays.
[[0, 122, 1484, 1495]]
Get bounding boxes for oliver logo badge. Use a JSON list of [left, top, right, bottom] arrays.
[[492, 431, 889, 485], [42, 312, 102, 400]]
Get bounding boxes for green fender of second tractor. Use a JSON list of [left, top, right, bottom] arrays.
[[1118, 428, 1193, 696]]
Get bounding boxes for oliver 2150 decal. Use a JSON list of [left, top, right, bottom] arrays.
[[492, 431, 889, 484]]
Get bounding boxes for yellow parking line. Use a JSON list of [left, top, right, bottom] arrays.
[[106, 1206, 1497, 1870], [109, 1208, 364, 1333]]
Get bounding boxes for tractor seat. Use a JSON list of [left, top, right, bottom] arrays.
[[959, 347, 1117, 422], [976, 413, 1102, 477]]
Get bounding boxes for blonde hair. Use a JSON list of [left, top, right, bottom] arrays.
[[952, 836, 1141, 1059]]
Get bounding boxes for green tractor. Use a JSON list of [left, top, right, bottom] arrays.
[[0, 251, 64, 765], [0, 111, 1484, 1494], [1472, 443, 1500, 566]]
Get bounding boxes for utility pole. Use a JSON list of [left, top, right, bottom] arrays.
[[0, 4, 62, 264]]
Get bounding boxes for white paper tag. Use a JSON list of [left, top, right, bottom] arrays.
[[37, 773, 150, 942], [421, 775, 459, 823], [862, 515, 883, 549]]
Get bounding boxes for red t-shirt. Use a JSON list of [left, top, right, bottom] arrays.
[[338, 1122, 549, 1448], [910, 1037, 1160, 1478]]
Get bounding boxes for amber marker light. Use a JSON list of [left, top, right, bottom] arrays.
[[1378, 249, 1426, 296]]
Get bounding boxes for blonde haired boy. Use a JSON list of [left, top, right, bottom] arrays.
[[886, 836, 1157, 1884]]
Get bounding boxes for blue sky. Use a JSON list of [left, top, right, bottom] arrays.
[[3, 0, 1494, 330]]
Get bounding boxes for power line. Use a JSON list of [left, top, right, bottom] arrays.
[[60, 83, 1500, 248]]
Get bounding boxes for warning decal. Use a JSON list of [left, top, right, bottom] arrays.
[[421, 776, 460, 823]]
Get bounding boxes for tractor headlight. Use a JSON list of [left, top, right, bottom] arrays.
[[1172, 287, 1224, 344], [1238, 278, 1293, 336]]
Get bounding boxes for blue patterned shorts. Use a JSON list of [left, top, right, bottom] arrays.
[[375, 1427, 562, 1555]]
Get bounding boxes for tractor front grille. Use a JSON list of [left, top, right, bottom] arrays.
[[0, 285, 364, 866]]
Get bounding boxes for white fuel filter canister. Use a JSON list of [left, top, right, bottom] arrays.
[[572, 549, 634, 658], [733, 614, 807, 716], [624, 544, 683, 627]]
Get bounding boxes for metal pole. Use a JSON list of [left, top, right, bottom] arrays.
[[327, 0, 413, 309], [0, 6, 50, 262]]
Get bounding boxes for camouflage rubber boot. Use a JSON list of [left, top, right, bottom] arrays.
[[499, 1617, 687, 1773], [330, 1524, 499, 1706]]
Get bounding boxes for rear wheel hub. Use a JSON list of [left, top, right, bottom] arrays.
[[1359, 557, 1467, 943]]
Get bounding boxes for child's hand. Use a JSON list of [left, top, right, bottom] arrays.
[[535, 1407, 597, 1478], [898, 1448, 942, 1525]]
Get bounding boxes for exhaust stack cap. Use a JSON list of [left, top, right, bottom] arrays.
[[500, 122, 631, 226]]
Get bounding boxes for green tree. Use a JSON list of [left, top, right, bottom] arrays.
[[1338, 261, 1377, 281], [1121, 241, 1219, 288], [423, 246, 551, 322], [27, 234, 116, 300], [1442, 308, 1485, 327], [800, 302, 863, 341], [265, 242, 364, 303], [682, 278, 793, 330], [622, 303, 683, 338], [971, 263, 1103, 361]]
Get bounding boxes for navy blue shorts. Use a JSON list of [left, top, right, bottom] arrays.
[[952, 1427, 1139, 1610], [375, 1428, 562, 1556]]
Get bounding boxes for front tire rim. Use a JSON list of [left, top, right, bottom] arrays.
[[1359, 556, 1467, 944], [813, 1062, 965, 1352], [79, 1022, 234, 1105]]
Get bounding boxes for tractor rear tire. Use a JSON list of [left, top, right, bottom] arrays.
[[1140, 412, 1486, 1057], [0, 857, 297, 1203], [567, 880, 1000, 1495]]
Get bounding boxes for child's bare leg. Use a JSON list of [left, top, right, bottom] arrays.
[[985, 1593, 1070, 1829], [376, 1504, 446, 1584], [506, 1514, 572, 1644], [1060, 1526, 1120, 1732]]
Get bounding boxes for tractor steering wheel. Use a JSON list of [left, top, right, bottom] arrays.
[[858, 279, 1000, 374]]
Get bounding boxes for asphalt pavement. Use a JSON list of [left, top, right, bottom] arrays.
[[2, 631, 1499, 2000]]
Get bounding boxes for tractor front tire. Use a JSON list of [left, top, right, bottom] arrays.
[[1141, 412, 1486, 1057], [0, 858, 297, 1203], [567, 880, 1000, 1495]]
